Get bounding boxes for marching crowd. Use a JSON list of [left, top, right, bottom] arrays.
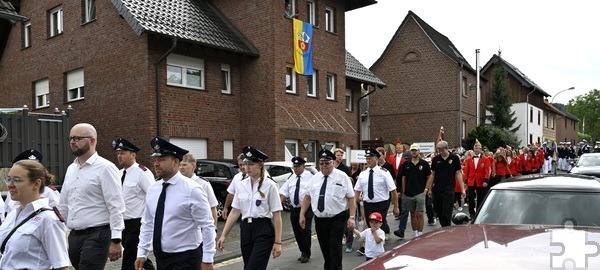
[[0, 121, 597, 270]]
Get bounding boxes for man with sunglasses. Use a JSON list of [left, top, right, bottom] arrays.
[[59, 123, 126, 269]]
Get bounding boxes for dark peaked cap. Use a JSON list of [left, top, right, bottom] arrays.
[[113, 138, 141, 152], [150, 137, 189, 160], [13, 149, 43, 163]]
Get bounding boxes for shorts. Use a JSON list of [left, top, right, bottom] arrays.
[[402, 192, 426, 212]]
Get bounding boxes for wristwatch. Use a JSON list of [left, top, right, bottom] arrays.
[[110, 238, 122, 244]]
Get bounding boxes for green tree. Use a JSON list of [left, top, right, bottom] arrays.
[[486, 66, 520, 132], [466, 125, 520, 150], [566, 89, 600, 140]]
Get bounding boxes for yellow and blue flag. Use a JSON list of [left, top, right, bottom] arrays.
[[293, 19, 314, 75]]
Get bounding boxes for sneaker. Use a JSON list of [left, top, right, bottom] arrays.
[[357, 247, 365, 256], [393, 230, 405, 238], [458, 207, 463, 211], [428, 219, 436, 226], [341, 237, 346, 245], [345, 247, 352, 253]]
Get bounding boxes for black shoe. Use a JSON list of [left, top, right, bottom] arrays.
[[394, 230, 405, 238], [299, 256, 310, 263], [297, 257, 302, 261], [357, 247, 365, 256]]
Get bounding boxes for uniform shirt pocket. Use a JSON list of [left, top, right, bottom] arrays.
[[10, 223, 39, 253]]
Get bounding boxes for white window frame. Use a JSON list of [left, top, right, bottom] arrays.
[[49, 6, 63, 37], [84, 0, 96, 23], [325, 6, 335, 33], [67, 68, 85, 102], [221, 63, 231, 94], [166, 54, 205, 90], [462, 120, 467, 140], [24, 22, 31, 48], [345, 89, 352, 111], [306, 0, 316, 25], [286, 66, 297, 94], [284, 139, 299, 161], [223, 140, 233, 160], [307, 70, 317, 97], [35, 79, 50, 109], [326, 74, 335, 100]]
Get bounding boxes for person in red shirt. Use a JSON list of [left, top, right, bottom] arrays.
[[491, 149, 511, 188], [506, 149, 520, 177], [463, 139, 491, 218], [518, 147, 535, 175]]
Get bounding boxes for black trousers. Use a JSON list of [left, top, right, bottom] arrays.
[[425, 194, 435, 222], [240, 218, 275, 270], [363, 201, 390, 234], [68, 224, 111, 270], [290, 207, 313, 258], [154, 245, 202, 270], [432, 191, 454, 227], [315, 211, 348, 270], [467, 186, 488, 217], [123, 218, 155, 270]]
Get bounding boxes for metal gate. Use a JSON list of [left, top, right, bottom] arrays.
[[0, 106, 73, 188]]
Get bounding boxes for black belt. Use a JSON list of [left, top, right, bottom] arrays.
[[71, 224, 110, 235], [155, 244, 202, 259], [241, 217, 271, 224]]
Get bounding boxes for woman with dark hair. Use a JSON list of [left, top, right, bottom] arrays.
[[217, 146, 283, 270], [491, 150, 511, 188], [0, 159, 69, 269]]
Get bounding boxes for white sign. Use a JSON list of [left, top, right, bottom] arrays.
[[350, 150, 367, 163], [414, 142, 435, 153]]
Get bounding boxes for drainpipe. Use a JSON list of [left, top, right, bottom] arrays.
[[458, 61, 464, 148], [476, 49, 480, 126], [357, 83, 377, 149], [155, 37, 178, 137]]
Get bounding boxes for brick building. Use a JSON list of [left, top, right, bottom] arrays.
[[552, 103, 580, 145], [368, 11, 484, 150], [0, 0, 382, 166]]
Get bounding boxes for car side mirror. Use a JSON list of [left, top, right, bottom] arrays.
[[452, 212, 470, 225]]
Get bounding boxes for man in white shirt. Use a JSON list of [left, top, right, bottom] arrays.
[[58, 123, 126, 269], [222, 153, 245, 220], [135, 137, 215, 270], [113, 138, 156, 270]]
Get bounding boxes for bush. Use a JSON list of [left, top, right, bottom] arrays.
[[466, 125, 521, 150]]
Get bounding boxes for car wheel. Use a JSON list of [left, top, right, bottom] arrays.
[[283, 197, 292, 212]]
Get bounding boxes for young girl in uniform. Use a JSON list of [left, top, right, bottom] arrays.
[[217, 146, 283, 270]]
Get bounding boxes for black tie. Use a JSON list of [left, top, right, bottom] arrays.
[[317, 175, 328, 212], [121, 170, 126, 184], [368, 169, 374, 200], [153, 182, 170, 255], [294, 175, 301, 206]]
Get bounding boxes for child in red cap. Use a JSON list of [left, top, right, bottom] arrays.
[[353, 212, 386, 260]]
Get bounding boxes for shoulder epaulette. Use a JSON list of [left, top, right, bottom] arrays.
[[52, 206, 65, 222], [139, 164, 148, 171], [47, 185, 58, 191], [380, 167, 388, 172]]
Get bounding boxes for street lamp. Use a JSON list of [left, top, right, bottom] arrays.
[[550, 87, 575, 104]]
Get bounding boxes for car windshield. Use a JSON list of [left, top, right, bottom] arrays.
[[577, 155, 600, 167], [474, 190, 600, 227]]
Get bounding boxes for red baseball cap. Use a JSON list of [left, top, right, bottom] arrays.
[[369, 212, 383, 222]]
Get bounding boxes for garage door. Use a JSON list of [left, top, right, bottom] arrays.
[[169, 137, 207, 159]]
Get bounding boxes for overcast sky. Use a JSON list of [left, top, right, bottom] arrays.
[[345, 0, 599, 104]]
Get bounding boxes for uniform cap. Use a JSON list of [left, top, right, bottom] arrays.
[[410, 143, 420, 151], [13, 149, 43, 163], [364, 148, 381, 158], [474, 139, 482, 148], [291, 156, 306, 166], [318, 149, 335, 161], [150, 137, 189, 160], [113, 138, 140, 152], [242, 146, 268, 162], [369, 212, 383, 222]]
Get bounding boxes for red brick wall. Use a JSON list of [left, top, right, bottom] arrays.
[[369, 16, 481, 147]]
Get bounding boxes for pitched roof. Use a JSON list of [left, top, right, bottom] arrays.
[[373, 10, 474, 72], [552, 103, 580, 121], [0, 0, 25, 22], [346, 0, 378, 12], [111, 0, 259, 56], [345, 51, 386, 88], [481, 54, 550, 96]]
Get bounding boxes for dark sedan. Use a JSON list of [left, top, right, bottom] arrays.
[[195, 159, 240, 220]]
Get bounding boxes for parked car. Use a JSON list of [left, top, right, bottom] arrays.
[[569, 152, 600, 177], [194, 159, 240, 220], [264, 161, 318, 211], [355, 174, 600, 269]]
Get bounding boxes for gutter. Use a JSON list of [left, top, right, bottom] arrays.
[[155, 37, 178, 137]]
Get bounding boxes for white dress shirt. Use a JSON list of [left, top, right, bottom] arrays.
[[232, 177, 283, 220], [279, 170, 313, 208], [58, 152, 125, 239], [122, 162, 155, 220], [303, 168, 354, 218], [358, 228, 385, 258], [137, 172, 216, 263], [0, 198, 70, 269], [354, 165, 396, 203], [4, 186, 60, 216], [227, 172, 246, 195], [191, 175, 219, 208]]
